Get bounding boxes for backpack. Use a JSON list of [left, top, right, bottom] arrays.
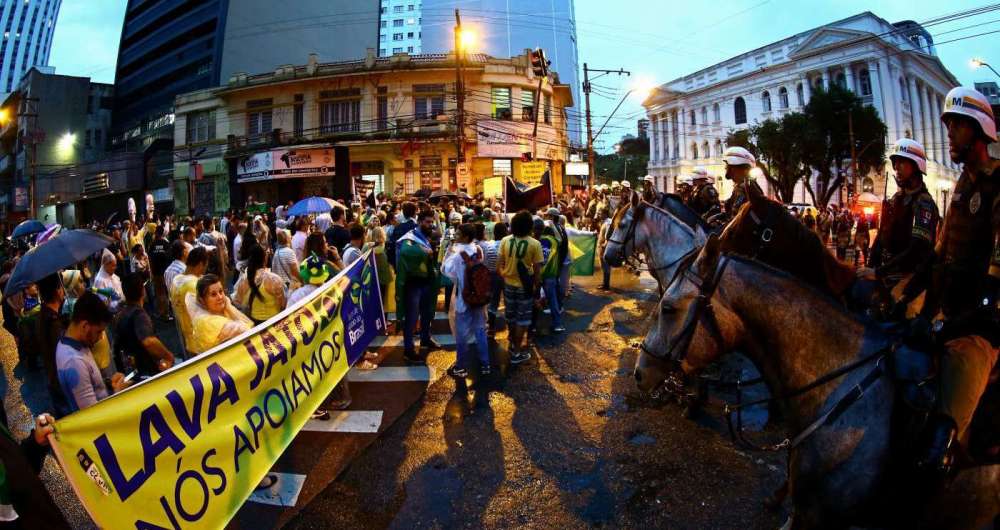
[[461, 247, 492, 307]]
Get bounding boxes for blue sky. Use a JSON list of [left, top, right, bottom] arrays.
[[49, 0, 998, 147]]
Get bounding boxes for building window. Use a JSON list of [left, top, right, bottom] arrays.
[[796, 83, 804, 106], [380, 21, 387, 28], [689, 109, 695, 126], [762, 91, 772, 112], [778, 86, 788, 109], [408, 4, 415, 10], [85, 129, 91, 148], [859, 69, 871, 96], [734, 96, 746, 124], [712, 103, 720, 122], [393, 19, 403, 27], [521, 89, 536, 121], [319, 89, 361, 133], [492, 86, 512, 120], [186, 110, 216, 144], [393, 5, 403, 12], [293, 94, 304, 137], [392, 47, 402, 53], [419, 156, 442, 189], [714, 140, 722, 158], [377, 86, 389, 130], [701, 106, 707, 125], [247, 100, 273, 142], [407, 32, 414, 38], [380, 34, 386, 42], [691, 142, 699, 159], [702, 141, 709, 159], [544, 93, 551, 124], [393, 33, 403, 41], [413, 84, 445, 120], [379, 48, 386, 55], [407, 46, 413, 53], [899, 78, 907, 101]]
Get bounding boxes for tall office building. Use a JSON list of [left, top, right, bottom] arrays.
[[0, 0, 60, 96], [381, 0, 581, 144]]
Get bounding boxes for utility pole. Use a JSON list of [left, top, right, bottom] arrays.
[[453, 9, 464, 191], [582, 64, 630, 197]]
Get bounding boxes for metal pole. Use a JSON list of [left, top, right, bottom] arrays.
[[453, 9, 464, 191], [584, 63, 594, 198]]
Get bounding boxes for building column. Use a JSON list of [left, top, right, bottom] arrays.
[[820, 70, 830, 90], [844, 64, 855, 93], [930, 93, 946, 166], [890, 66, 905, 140], [908, 77, 924, 145], [920, 86, 936, 163], [868, 61, 884, 122], [677, 109, 687, 161], [802, 74, 812, 104]]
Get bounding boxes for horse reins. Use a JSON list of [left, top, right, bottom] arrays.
[[608, 202, 701, 275]]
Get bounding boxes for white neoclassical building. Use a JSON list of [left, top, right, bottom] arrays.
[[644, 12, 961, 211]]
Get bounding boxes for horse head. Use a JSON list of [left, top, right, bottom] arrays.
[[603, 193, 644, 267], [635, 234, 738, 393]]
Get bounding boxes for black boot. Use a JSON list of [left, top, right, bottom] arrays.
[[915, 413, 958, 483]]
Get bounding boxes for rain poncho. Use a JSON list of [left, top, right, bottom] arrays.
[[185, 292, 253, 354]]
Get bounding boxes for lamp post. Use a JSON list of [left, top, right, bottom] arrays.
[[972, 58, 1000, 80]]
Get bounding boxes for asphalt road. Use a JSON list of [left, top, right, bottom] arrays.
[[286, 270, 788, 529]]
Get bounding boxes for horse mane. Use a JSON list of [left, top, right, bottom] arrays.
[[724, 199, 856, 296], [657, 193, 710, 232]]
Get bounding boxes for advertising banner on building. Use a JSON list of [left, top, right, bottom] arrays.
[[49, 251, 385, 530], [236, 148, 335, 183], [476, 121, 531, 159]]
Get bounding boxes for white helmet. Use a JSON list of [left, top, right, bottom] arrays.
[[941, 86, 996, 143], [724, 146, 756, 167], [621, 180, 632, 189], [643, 174, 655, 183], [691, 166, 712, 183], [889, 138, 927, 174], [611, 180, 621, 189]]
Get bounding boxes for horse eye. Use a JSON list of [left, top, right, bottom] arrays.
[[660, 303, 677, 315]]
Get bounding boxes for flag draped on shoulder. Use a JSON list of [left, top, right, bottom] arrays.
[[566, 227, 597, 276], [505, 170, 553, 212]]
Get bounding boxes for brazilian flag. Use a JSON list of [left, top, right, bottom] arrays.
[[566, 227, 597, 276]]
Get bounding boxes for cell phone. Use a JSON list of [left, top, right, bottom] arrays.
[[123, 371, 137, 383]]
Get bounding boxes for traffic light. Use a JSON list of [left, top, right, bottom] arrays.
[[530, 48, 550, 77]]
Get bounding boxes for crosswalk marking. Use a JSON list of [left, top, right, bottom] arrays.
[[347, 365, 437, 383], [247, 472, 307, 507], [302, 410, 384, 433], [386, 311, 448, 321], [368, 333, 455, 349]]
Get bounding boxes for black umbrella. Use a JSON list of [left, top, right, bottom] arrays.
[[4, 229, 113, 297], [412, 188, 432, 199], [11, 220, 46, 239]]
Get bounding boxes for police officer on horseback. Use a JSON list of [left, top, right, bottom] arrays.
[[856, 139, 939, 316], [642, 175, 659, 204], [675, 176, 693, 203], [915, 86, 1000, 473], [686, 167, 721, 219], [722, 146, 764, 219]]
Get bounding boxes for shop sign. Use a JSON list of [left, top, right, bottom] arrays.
[[236, 148, 336, 183], [476, 121, 530, 158]]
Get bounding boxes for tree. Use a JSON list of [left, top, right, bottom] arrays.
[[798, 85, 887, 209], [751, 114, 812, 203]]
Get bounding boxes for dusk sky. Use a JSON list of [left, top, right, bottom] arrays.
[[48, 0, 999, 149]]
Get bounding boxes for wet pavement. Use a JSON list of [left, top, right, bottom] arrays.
[[1, 267, 788, 529], [287, 269, 788, 529]]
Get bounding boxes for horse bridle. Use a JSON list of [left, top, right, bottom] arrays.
[[608, 202, 700, 274]]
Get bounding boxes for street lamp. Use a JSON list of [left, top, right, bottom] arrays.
[[457, 27, 476, 52], [57, 132, 76, 154], [971, 58, 1000, 79]]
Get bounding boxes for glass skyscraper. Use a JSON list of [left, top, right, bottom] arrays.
[[0, 0, 60, 95]]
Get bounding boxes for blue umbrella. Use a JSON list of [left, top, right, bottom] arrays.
[[11, 219, 46, 238], [286, 196, 346, 217], [4, 229, 113, 297]]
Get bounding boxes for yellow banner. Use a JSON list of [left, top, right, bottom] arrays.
[[50, 251, 385, 529], [517, 161, 548, 186]]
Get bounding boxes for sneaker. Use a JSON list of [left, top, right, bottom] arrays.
[[310, 409, 331, 421], [510, 350, 532, 364], [448, 365, 468, 378], [479, 365, 492, 376], [552, 326, 566, 333]]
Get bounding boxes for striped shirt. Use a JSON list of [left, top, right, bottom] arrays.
[[481, 240, 501, 272]]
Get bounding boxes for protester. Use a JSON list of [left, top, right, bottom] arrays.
[[170, 246, 209, 357], [341, 223, 365, 266], [56, 292, 131, 412], [291, 217, 310, 263], [271, 229, 302, 290], [164, 240, 190, 297], [93, 249, 124, 312], [441, 223, 490, 377], [395, 208, 441, 364], [113, 272, 175, 378], [148, 225, 172, 320], [186, 274, 254, 354], [324, 206, 351, 254], [536, 220, 565, 333], [483, 222, 507, 337], [498, 211, 543, 364], [233, 245, 286, 325], [0, 412, 73, 528], [35, 273, 69, 415]]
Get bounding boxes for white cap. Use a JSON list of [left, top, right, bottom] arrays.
[[889, 138, 928, 174], [643, 175, 655, 183], [724, 146, 756, 167], [941, 86, 996, 143], [621, 180, 631, 189]]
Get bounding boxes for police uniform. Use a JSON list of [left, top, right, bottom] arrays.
[[723, 179, 763, 218], [924, 160, 1000, 439], [687, 182, 721, 218], [868, 184, 939, 282]]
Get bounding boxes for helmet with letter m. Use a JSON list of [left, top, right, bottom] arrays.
[[889, 138, 927, 174], [941, 86, 996, 143]]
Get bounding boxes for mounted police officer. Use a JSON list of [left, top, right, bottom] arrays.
[[914, 86, 999, 475], [675, 176, 694, 203], [855, 138, 939, 316], [722, 146, 764, 219], [686, 167, 721, 219], [642, 175, 659, 204]]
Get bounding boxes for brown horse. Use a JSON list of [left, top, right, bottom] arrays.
[[635, 236, 999, 529], [718, 189, 856, 298]]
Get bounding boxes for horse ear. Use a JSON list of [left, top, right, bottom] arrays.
[[697, 233, 722, 275]]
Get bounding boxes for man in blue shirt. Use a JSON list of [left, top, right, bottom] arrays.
[[56, 292, 130, 413]]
